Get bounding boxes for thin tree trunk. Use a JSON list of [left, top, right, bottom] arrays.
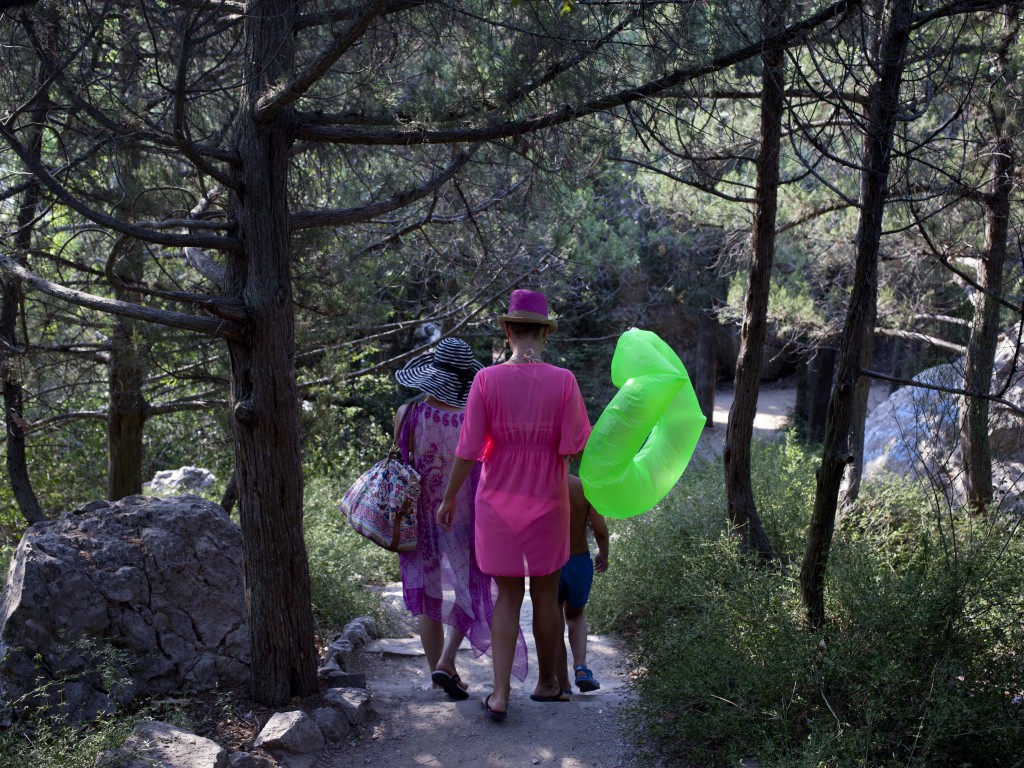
[[839, 333, 874, 508], [959, 135, 1013, 514], [220, 469, 238, 515], [107, 290, 147, 500], [723, 0, 785, 561], [888, 338, 905, 394], [108, 174, 149, 500], [1, 64, 47, 525], [806, 346, 837, 444], [228, 0, 317, 706], [694, 309, 719, 425], [800, 0, 913, 628], [106, 25, 149, 501], [793, 351, 809, 433]]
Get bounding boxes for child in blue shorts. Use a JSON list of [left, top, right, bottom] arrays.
[[557, 474, 609, 694]]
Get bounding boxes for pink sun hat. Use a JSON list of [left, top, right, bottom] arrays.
[[497, 289, 558, 332]]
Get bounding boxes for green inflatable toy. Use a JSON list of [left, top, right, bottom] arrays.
[[580, 329, 706, 519]]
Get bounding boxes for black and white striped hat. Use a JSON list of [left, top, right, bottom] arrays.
[[395, 338, 484, 408]]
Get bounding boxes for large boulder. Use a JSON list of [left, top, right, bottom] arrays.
[[0, 495, 250, 720], [864, 326, 1024, 511]]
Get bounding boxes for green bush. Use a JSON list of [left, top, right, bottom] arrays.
[[591, 441, 1024, 767], [0, 715, 138, 768], [0, 642, 199, 768], [304, 475, 400, 635]]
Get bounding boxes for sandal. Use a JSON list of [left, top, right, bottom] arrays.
[[530, 690, 570, 702], [482, 694, 507, 721], [431, 669, 470, 700], [574, 664, 600, 692]]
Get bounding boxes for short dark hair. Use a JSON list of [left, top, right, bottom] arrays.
[[504, 321, 546, 339]]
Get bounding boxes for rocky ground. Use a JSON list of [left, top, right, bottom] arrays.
[[312, 586, 639, 768]]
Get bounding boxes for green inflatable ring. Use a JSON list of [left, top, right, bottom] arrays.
[[580, 329, 706, 519]]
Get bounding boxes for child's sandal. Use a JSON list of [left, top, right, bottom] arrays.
[[574, 664, 600, 692]]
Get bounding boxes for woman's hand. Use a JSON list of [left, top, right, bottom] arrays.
[[436, 457, 475, 531], [437, 498, 456, 532]]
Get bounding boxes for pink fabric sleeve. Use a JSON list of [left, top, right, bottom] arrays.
[[455, 375, 491, 461], [558, 372, 591, 456]]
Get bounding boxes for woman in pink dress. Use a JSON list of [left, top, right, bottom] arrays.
[[438, 291, 592, 721], [394, 338, 528, 700]]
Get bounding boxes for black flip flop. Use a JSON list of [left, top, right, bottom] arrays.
[[482, 694, 507, 721], [529, 691, 570, 702], [431, 669, 469, 700]]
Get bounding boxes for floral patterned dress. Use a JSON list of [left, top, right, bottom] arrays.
[[398, 401, 528, 680]]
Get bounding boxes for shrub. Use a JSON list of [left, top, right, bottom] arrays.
[[304, 475, 399, 635], [0, 715, 137, 768], [591, 440, 1024, 767]]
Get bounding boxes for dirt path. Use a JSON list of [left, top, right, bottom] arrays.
[[314, 386, 798, 768], [315, 586, 636, 768]]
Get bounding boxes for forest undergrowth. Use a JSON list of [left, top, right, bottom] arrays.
[[2, 436, 1023, 767], [587, 434, 1024, 767]]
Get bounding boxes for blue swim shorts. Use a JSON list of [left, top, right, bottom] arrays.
[[558, 552, 594, 609]]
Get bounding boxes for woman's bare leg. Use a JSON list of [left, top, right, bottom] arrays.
[[418, 614, 444, 676], [487, 576, 525, 713], [436, 626, 468, 689], [529, 570, 566, 699]]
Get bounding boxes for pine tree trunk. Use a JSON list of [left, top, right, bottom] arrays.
[[800, 0, 913, 628], [806, 347, 836, 444], [959, 136, 1013, 514], [228, 0, 318, 706], [723, 0, 785, 561], [694, 310, 718, 425], [107, 298, 147, 501], [108, 158, 149, 500], [839, 333, 875, 508], [2, 71, 47, 525]]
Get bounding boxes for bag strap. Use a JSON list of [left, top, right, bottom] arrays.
[[395, 401, 417, 464]]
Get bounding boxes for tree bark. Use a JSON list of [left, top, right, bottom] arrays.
[[800, 0, 913, 628], [723, 0, 785, 561], [2, 61, 47, 525], [959, 135, 1013, 514], [694, 309, 719, 425], [806, 347, 837, 444], [838, 333, 875, 508], [107, 290, 147, 500], [228, 0, 318, 706], [108, 164, 150, 500]]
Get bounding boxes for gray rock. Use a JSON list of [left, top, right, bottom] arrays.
[[864, 326, 1024, 512], [326, 638, 355, 671], [340, 616, 376, 648], [313, 707, 351, 742], [146, 466, 216, 493], [253, 711, 325, 755], [96, 720, 228, 768], [318, 657, 341, 674], [323, 687, 373, 726], [0, 495, 250, 720], [323, 671, 367, 689]]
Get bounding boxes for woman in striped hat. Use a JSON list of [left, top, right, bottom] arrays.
[[394, 338, 528, 700]]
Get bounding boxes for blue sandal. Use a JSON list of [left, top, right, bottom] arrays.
[[574, 664, 600, 692]]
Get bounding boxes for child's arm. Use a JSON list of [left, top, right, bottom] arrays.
[[589, 507, 609, 573]]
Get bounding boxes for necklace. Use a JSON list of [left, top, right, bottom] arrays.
[[507, 347, 541, 364]]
